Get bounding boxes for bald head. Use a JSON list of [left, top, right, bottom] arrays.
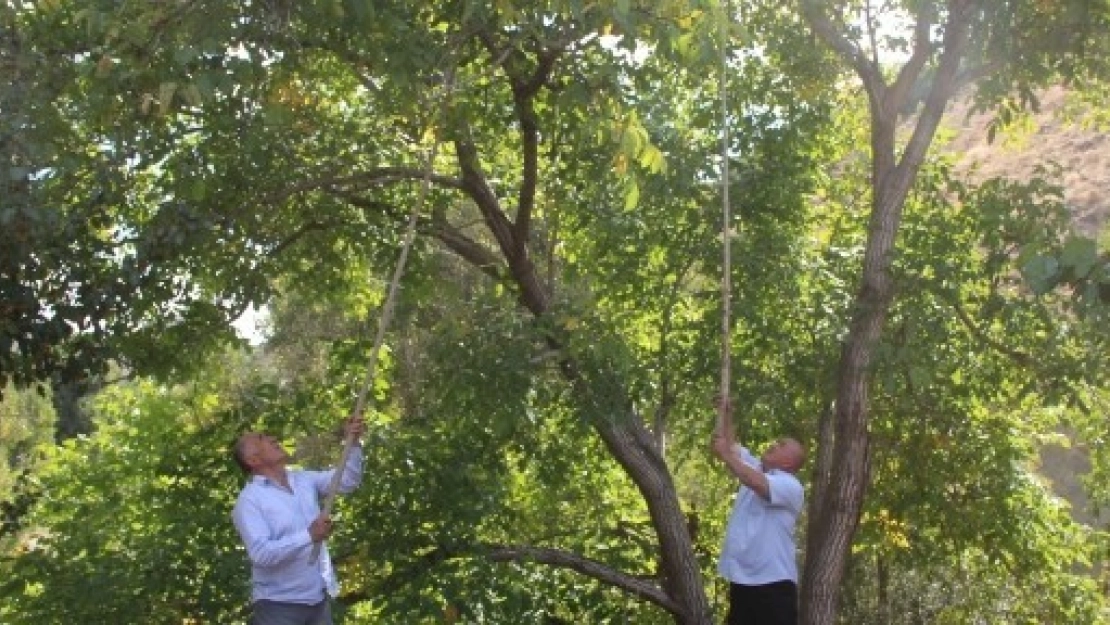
[[762, 437, 806, 474]]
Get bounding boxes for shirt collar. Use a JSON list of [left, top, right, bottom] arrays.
[[249, 470, 291, 489]]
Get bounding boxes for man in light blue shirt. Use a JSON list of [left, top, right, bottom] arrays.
[[232, 416, 365, 625], [711, 399, 805, 625]]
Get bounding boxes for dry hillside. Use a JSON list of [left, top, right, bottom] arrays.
[[939, 86, 1108, 527], [942, 85, 1109, 237]]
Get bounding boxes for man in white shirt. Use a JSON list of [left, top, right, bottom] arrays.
[[711, 399, 805, 625], [232, 416, 365, 625]]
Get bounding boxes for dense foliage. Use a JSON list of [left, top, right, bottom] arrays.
[[2, 0, 1109, 623]]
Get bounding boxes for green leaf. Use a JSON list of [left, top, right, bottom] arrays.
[[623, 178, 639, 211], [638, 145, 666, 174], [1021, 255, 1060, 295], [173, 46, 199, 65], [188, 180, 207, 201], [158, 82, 177, 115], [1059, 236, 1098, 279], [180, 83, 203, 107]]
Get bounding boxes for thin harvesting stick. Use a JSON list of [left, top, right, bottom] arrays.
[[309, 78, 451, 565], [717, 0, 733, 433]]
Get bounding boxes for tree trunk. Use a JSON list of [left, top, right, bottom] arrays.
[[454, 70, 714, 620], [593, 414, 714, 624], [798, 3, 974, 623]]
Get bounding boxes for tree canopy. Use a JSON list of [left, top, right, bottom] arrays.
[[2, 1, 1110, 623]]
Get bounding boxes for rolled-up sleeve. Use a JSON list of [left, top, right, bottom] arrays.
[[310, 445, 364, 496], [338, 445, 363, 493]]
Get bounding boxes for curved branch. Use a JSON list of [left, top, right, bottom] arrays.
[[509, 46, 561, 251], [433, 224, 505, 283], [328, 192, 407, 222], [892, 0, 974, 193], [517, 45, 562, 99], [484, 544, 679, 614], [476, 30, 510, 73], [353, 538, 678, 617], [455, 135, 517, 259], [945, 296, 1032, 367], [800, 0, 878, 89], [334, 167, 466, 193], [264, 167, 465, 206], [954, 60, 1003, 90], [476, 29, 564, 254], [334, 185, 508, 287], [264, 219, 338, 258]]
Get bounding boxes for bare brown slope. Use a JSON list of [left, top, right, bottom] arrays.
[[942, 85, 1109, 237], [940, 86, 1108, 526]]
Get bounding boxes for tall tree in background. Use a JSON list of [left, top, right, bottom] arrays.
[[795, 1, 1110, 622], [1, 2, 241, 395]]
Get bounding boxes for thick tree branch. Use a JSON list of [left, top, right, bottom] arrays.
[[264, 167, 465, 206], [433, 224, 505, 283], [887, 3, 938, 115], [801, 6, 975, 624], [866, 0, 879, 67], [454, 132, 550, 313], [455, 135, 517, 259], [476, 30, 509, 73], [509, 46, 561, 252], [484, 544, 679, 614], [476, 27, 564, 255], [890, 0, 974, 200], [801, 0, 880, 91], [517, 45, 562, 99]]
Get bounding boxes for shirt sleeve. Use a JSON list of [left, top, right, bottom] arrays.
[[336, 444, 364, 494], [737, 445, 759, 468], [232, 494, 313, 567], [766, 473, 804, 514], [309, 445, 364, 497]]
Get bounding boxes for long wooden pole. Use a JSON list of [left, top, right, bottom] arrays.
[[717, 0, 733, 433], [310, 76, 452, 565]]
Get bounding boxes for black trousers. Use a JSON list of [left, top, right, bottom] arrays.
[[726, 581, 798, 625], [250, 598, 332, 625]]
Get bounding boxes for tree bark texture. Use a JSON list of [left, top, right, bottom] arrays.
[[450, 84, 713, 622], [799, 2, 974, 624]]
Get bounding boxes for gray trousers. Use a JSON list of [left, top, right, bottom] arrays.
[[250, 599, 333, 625]]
